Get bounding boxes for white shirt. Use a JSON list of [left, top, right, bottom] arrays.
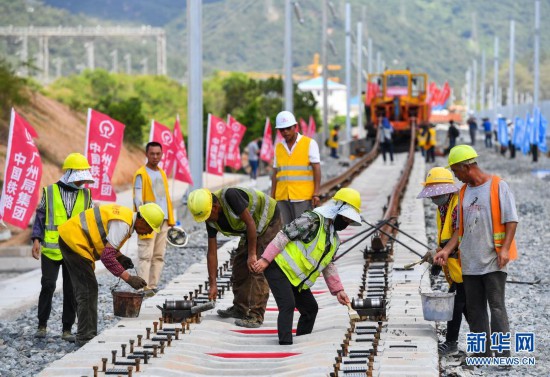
[[106, 213, 136, 249], [134, 166, 169, 220], [272, 133, 321, 168]]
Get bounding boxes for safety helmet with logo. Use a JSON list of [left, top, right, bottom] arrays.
[[417, 167, 458, 199], [63, 153, 91, 171], [447, 145, 478, 167], [188, 188, 213, 223], [333, 187, 361, 212], [275, 111, 297, 129], [138, 203, 165, 233]]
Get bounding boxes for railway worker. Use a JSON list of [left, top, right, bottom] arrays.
[[482, 117, 493, 148], [187, 186, 282, 328], [31, 153, 94, 342], [379, 117, 394, 163], [253, 188, 362, 345], [416, 167, 468, 356], [133, 141, 175, 295], [272, 110, 321, 224], [434, 145, 518, 357], [57, 203, 163, 346], [424, 123, 437, 163], [466, 114, 478, 146], [328, 124, 340, 159]]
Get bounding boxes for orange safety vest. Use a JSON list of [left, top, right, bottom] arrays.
[[133, 165, 174, 239], [275, 137, 314, 200], [458, 175, 518, 260], [58, 204, 134, 267]]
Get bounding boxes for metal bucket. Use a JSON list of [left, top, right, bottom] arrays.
[[112, 290, 144, 318], [420, 291, 455, 321]]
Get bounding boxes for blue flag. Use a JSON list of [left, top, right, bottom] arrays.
[[521, 112, 532, 155], [498, 117, 508, 146], [538, 113, 548, 153], [513, 117, 523, 148]]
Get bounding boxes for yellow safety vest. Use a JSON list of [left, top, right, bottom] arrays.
[[58, 204, 134, 267], [133, 165, 174, 239], [275, 137, 314, 200], [207, 187, 277, 237], [275, 212, 339, 291], [328, 130, 339, 148], [42, 184, 91, 261], [436, 193, 462, 284]]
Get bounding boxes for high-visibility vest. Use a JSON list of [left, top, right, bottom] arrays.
[[274, 212, 339, 291], [207, 187, 277, 237], [423, 127, 437, 149], [58, 204, 134, 266], [436, 193, 463, 284], [42, 184, 91, 261], [458, 175, 518, 260], [328, 130, 339, 148], [133, 166, 174, 239], [275, 137, 314, 200]]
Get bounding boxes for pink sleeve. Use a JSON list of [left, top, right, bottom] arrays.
[[100, 246, 125, 277], [322, 262, 344, 295], [261, 231, 290, 262]]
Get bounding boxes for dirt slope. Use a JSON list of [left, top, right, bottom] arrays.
[[0, 92, 146, 244]]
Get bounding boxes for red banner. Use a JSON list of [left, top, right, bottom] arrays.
[[260, 117, 274, 162], [206, 114, 229, 176], [149, 120, 175, 176], [225, 115, 247, 170], [308, 115, 317, 137], [0, 109, 42, 228], [173, 116, 193, 184], [85, 109, 125, 201]]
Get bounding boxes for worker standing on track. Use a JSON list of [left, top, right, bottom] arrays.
[[424, 123, 437, 163], [434, 145, 518, 358], [187, 186, 282, 328], [133, 141, 175, 295], [328, 125, 340, 159], [253, 188, 362, 345], [57, 203, 163, 346], [417, 167, 468, 356], [31, 153, 94, 342], [272, 110, 321, 224]]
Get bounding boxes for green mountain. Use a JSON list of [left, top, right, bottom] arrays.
[[3, 0, 550, 98]]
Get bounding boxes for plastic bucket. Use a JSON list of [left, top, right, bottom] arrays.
[[112, 290, 144, 318], [420, 291, 455, 321]]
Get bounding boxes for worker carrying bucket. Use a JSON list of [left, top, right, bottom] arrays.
[[58, 203, 164, 346], [253, 188, 363, 345], [416, 166, 468, 356]]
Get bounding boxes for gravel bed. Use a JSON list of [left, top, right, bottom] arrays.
[[0, 231, 209, 377], [424, 133, 550, 377]]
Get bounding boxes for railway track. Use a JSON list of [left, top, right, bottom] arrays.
[[39, 130, 438, 377]]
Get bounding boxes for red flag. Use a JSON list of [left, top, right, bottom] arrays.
[[308, 115, 317, 137], [260, 117, 274, 162], [365, 82, 380, 105], [206, 114, 230, 176], [149, 120, 175, 176], [173, 116, 193, 184], [225, 115, 247, 170], [299, 118, 308, 136], [85, 109, 125, 201], [437, 82, 451, 107], [0, 109, 43, 228]]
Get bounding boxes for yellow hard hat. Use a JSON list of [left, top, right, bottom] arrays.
[[188, 188, 213, 223], [447, 145, 478, 167], [62, 153, 91, 170], [422, 167, 454, 186], [138, 203, 165, 233], [333, 187, 361, 212]]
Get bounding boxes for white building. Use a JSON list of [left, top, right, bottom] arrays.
[[297, 77, 347, 120]]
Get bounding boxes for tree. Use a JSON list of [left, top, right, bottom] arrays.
[[95, 96, 146, 145], [0, 59, 29, 129]]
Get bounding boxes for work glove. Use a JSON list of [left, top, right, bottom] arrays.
[[116, 254, 134, 270], [127, 275, 147, 290]]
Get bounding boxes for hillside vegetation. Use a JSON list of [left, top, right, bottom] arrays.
[[35, 0, 550, 97]]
